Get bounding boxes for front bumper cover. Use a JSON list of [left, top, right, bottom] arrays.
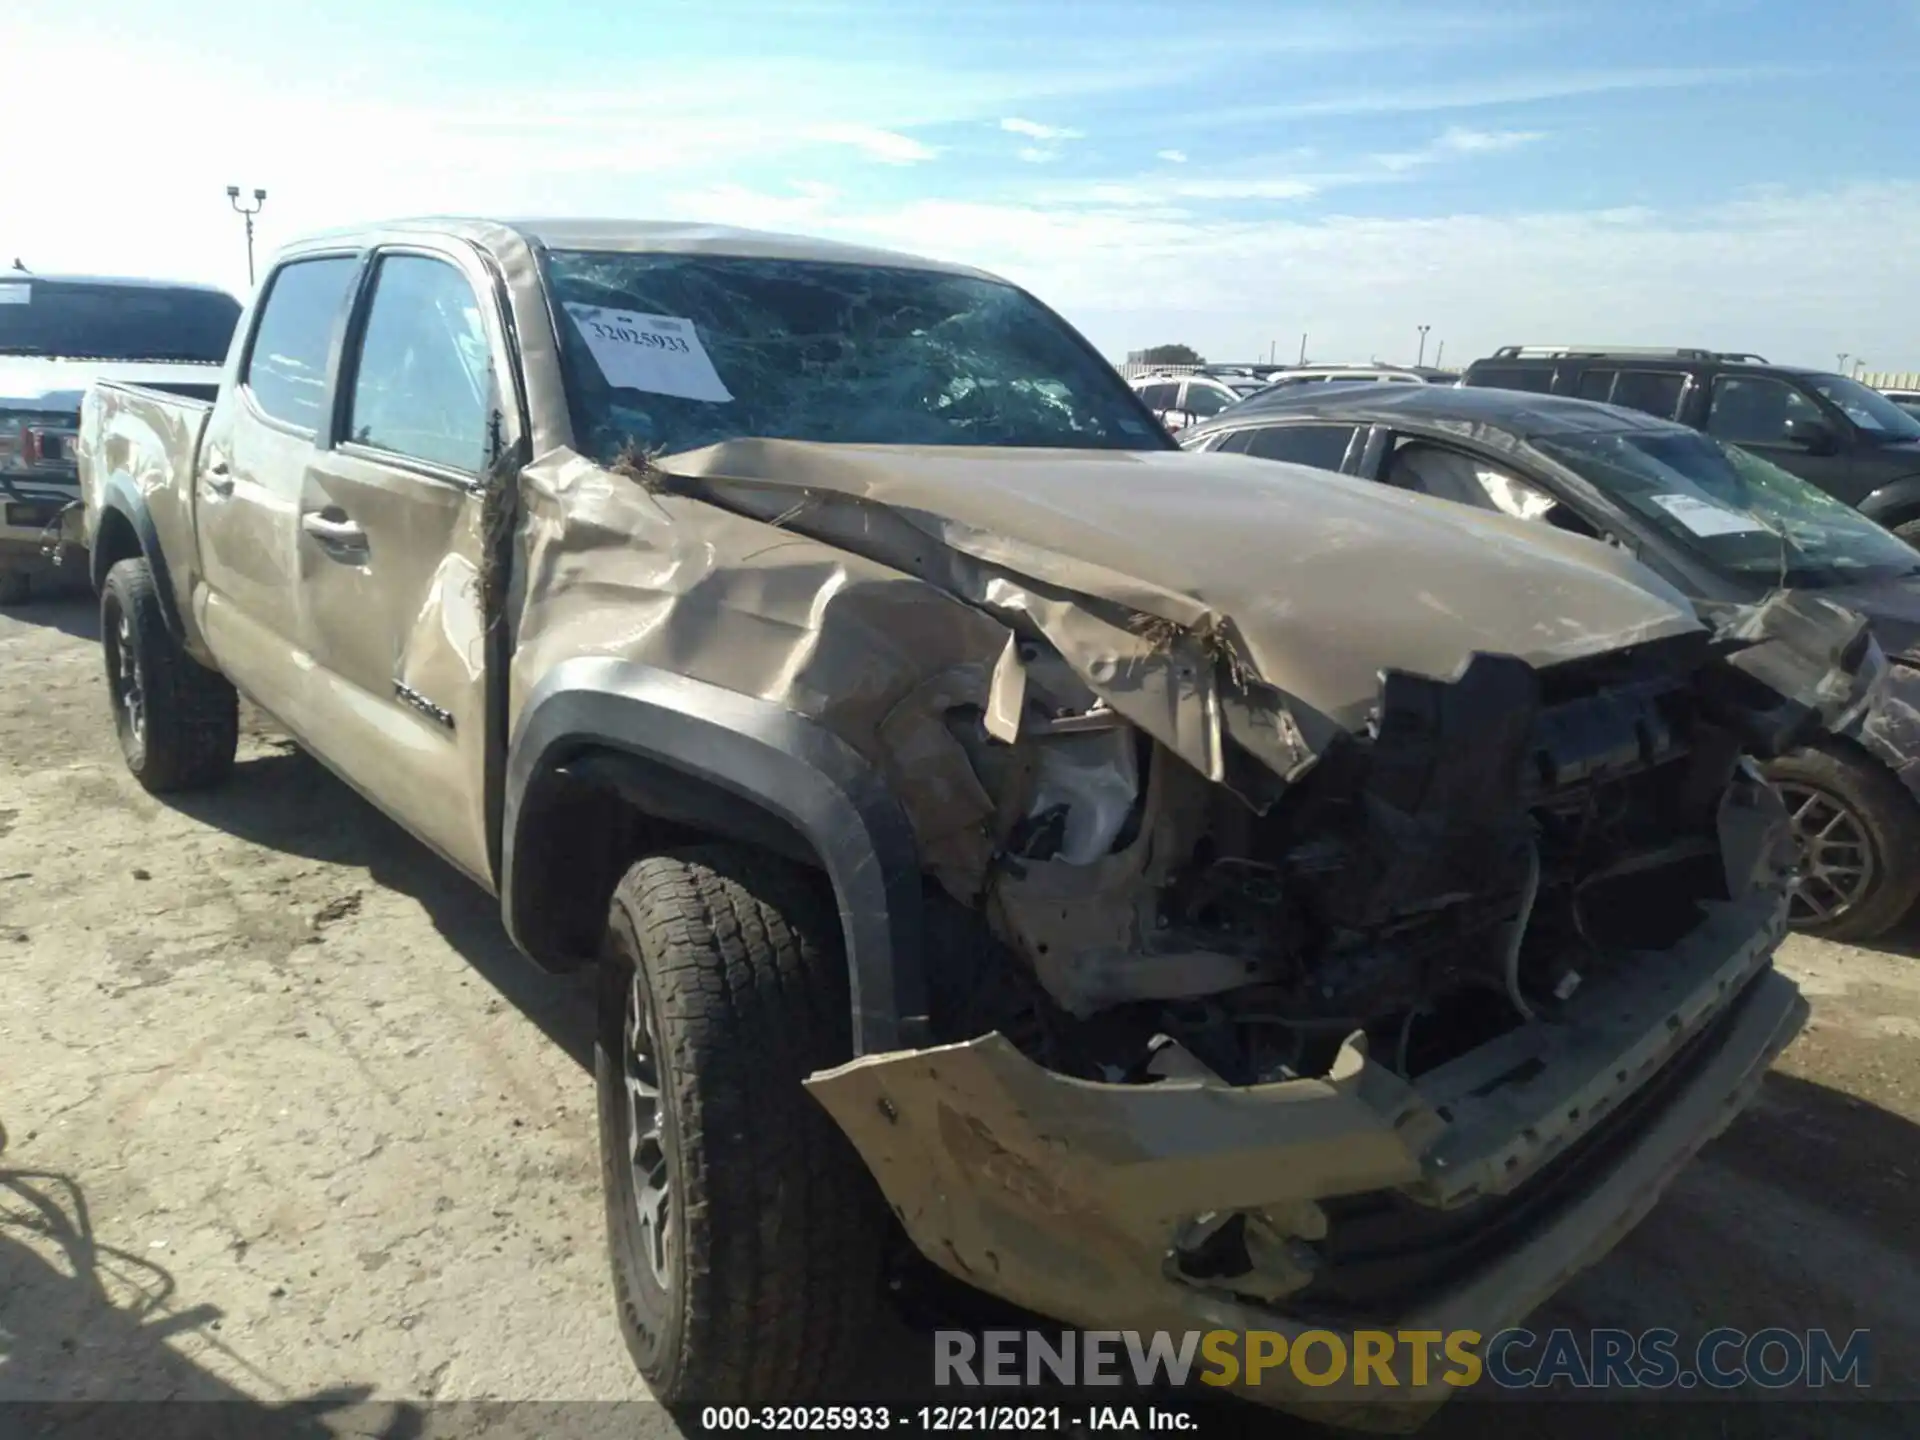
[[806, 890, 1805, 1430]]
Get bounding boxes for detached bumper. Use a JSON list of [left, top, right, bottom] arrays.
[[806, 892, 1805, 1430]]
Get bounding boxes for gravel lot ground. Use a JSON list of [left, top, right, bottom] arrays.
[[2, 586, 1915, 1437]]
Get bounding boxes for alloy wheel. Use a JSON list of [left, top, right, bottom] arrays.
[[1776, 780, 1875, 927], [624, 974, 673, 1290], [109, 607, 145, 749]]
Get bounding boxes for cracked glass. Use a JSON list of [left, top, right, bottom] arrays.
[[543, 251, 1167, 461]]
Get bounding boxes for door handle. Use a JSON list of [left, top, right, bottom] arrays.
[[301, 510, 368, 556]]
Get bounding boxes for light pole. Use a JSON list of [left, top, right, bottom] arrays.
[[1416, 324, 1431, 368], [1434, 339, 1444, 369], [1837, 352, 1850, 374], [226, 186, 267, 286]]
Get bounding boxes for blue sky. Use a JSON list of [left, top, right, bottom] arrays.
[[8, 0, 1920, 368]]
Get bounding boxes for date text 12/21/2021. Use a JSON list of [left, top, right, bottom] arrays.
[[696, 1406, 1198, 1433]]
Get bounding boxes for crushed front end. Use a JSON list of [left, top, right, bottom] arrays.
[[807, 629, 1811, 1428]]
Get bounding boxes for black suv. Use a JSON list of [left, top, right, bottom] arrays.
[[1461, 346, 1920, 543], [1182, 381, 1920, 942]]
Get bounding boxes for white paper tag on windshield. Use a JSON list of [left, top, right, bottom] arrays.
[[1649, 493, 1767, 537], [562, 303, 732, 403], [0, 283, 28, 305]]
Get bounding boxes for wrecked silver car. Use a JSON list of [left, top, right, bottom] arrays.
[[78, 220, 1825, 1427]]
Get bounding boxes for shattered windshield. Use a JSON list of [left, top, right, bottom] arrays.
[[1537, 430, 1920, 588], [543, 250, 1167, 459]]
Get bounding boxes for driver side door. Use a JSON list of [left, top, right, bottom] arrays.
[[1704, 374, 1856, 500], [293, 245, 512, 885]]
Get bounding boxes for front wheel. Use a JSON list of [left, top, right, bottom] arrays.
[[101, 557, 238, 792], [595, 844, 889, 1410], [1764, 746, 1920, 942]]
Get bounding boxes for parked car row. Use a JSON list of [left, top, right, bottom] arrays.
[[1130, 361, 1438, 430], [1182, 368, 1920, 942], [64, 215, 1828, 1429], [1460, 345, 1920, 544]]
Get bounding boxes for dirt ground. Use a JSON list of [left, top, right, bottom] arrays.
[[2, 585, 1915, 1437]]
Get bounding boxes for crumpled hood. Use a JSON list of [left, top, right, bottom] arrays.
[[665, 439, 1704, 733], [1810, 573, 1920, 662]]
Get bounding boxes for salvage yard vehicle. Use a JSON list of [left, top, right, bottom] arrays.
[[1256, 363, 1435, 391], [1, 273, 240, 603], [1181, 382, 1920, 942], [1127, 370, 1243, 431], [1461, 345, 1920, 544], [80, 218, 1836, 1427]]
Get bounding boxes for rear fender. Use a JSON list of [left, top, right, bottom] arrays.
[[91, 475, 187, 642]]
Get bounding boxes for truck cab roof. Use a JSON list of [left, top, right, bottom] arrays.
[[277, 216, 998, 281]]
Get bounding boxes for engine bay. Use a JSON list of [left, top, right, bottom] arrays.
[[929, 631, 1795, 1090]]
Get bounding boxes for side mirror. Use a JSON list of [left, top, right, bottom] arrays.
[[1783, 415, 1839, 455]]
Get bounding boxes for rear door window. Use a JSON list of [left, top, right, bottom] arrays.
[[1609, 371, 1687, 420], [1467, 365, 1554, 394], [244, 256, 360, 429], [1242, 424, 1358, 471], [1575, 368, 1617, 402], [1139, 382, 1179, 409]]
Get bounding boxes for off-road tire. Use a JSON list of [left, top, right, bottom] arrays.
[[596, 845, 889, 1411], [0, 570, 29, 606], [101, 557, 238, 792], [1764, 745, 1920, 942]]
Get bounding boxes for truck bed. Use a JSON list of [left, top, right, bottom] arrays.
[[77, 379, 217, 606]]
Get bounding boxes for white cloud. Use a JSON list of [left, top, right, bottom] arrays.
[[1000, 117, 1087, 141], [1156, 149, 1190, 164], [1192, 65, 1794, 126], [1375, 126, 1545, 172], [1437, 126, 1544, 154], [664, 180, 1920, 371], [1016, 147, 1061, 164], [804, 124, 938, 165]]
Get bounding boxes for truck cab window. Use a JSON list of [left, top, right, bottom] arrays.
[[1242, 424, 1357, 471], [244, 257, 359, 429], [1180, 382, 1233, 419], [1705, 376, 1823, 446], [346, 256, 491, 474], [1387, 440, 1599, 537]]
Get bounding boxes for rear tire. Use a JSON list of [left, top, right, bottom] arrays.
[[0, 571, 28, 606], [101, 557, 238, 793], [596, 844, 889, 1410], [1764, 745, 1920, 942]]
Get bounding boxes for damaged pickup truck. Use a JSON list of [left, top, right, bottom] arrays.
[[77, 220, 1842, 1426]]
